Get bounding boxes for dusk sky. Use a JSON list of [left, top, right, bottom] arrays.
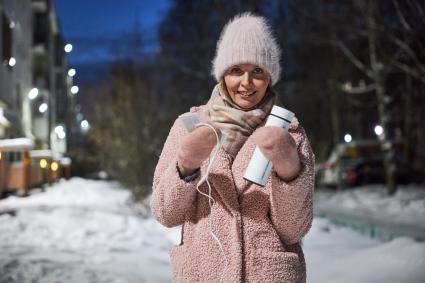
[[54, 0, 171, 66]]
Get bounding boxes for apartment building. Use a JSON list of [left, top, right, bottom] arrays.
[[0, 0, 71, 154]]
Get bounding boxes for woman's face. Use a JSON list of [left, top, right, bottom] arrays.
[[224, 64, 271, 110]]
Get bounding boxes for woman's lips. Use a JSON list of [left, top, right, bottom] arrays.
[[237, 91, 256, 98]]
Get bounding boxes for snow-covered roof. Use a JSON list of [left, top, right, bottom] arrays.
[[29, 149, 53, 158], [52, 152, 63, 161], [0, 138, 34, 150], [60, 157, 72, 165]]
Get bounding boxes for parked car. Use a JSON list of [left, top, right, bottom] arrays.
[[316, 140, 409, 187]]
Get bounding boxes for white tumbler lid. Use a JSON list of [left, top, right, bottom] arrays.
[[271, 106, 295, 122]]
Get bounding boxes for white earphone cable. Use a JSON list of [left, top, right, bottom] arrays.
[[194, 123, 228, 283]]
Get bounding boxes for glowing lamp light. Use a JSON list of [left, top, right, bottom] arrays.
[[28, 88, 39, 100], [8, 57, 16, 67], [81, 119, 90, 131], [39, 103, 48, 113], [68, 68, 76, 77], [55, 125, 66, 139], [55, 125, 64, 134], [71, 86, 79, 94], [58, 131, 66, 139], [344, 134, 352, 143], [374, 125, 383, 136], [51, 162, 59, 171], [64, 44, 73, 53], [40, 159, 48, 169], [0, 152, 2, 160]]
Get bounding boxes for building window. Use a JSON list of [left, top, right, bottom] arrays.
[[33, 12, 48, 46], [2, 12, 13, 65]]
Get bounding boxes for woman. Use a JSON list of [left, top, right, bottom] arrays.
[[151, 13, 314, 283]]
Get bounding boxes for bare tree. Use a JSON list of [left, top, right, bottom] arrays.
[[287, 0, 425, 192]]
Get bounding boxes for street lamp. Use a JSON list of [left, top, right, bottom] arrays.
[[71, 86, 79, 94], [344, 134, 352, 143], [55, 125, 64, 133], [38, 103, 48, 113], [68, 68, 76, 77], [55, 125, 66, 139], [58, 131, 66, 139], [8, 57, 16, 67], [374, 125, 383, 136], [64, 44, 73, 53], [28, 88, 39, 100], [80, 119, 90, 131]]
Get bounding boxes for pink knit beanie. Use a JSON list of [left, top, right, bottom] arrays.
[[212, 13, 281, 85]]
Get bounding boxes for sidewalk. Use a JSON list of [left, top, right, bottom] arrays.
[[313, 184, 425, 241]]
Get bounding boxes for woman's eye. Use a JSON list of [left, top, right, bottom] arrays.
[[252, 67, 264, 74], [230, 67, 242, 74]]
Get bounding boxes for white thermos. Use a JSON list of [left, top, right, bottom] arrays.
[[243, 105, 295, 187]]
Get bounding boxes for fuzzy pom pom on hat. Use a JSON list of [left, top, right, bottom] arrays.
[[212, 13, 281, 85]]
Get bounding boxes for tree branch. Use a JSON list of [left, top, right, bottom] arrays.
[[392, 61, 425, 84], [392, 0, 412, 31], [340, 81, 377, 94], [336, 41, 373, 78], [410, 0, 425, 25]]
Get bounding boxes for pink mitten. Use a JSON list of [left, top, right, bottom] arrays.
[[252, 126, 301, 181], [177, 126, 218, 175]]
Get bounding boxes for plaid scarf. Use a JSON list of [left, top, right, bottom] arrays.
[[200, 82, 276, 157]]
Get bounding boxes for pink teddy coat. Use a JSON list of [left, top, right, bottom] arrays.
[[150, 106, 315, 283]]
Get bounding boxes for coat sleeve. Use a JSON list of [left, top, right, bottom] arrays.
[[150, 118, 200, 228], [268, 126, 315, 245]]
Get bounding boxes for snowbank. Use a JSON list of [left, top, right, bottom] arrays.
[[305, 218, 425, 283], [0, 178, 179, 283], [314, 184, 425, 239]]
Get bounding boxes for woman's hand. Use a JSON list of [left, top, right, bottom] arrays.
[[177, 126, 219, 176], [252, 126, 301, 181]]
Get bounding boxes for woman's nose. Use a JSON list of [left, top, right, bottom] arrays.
[[241, 71, 252, 87]]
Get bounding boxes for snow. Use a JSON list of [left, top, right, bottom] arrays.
[[0, 138, 34, 150], [60, 157, 72, 165], [315, 184, 425, 218], [304, 218, 425, 283], [314, 184, 425, 239], [0, 178, 424, 283], [29, 150, 64, 161], [29, 150, 54, 158], [0, 178, 179, 283]]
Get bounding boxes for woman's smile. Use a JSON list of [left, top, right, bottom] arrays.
[[224, 64, 270, 110], [237, 91, 256, 97]]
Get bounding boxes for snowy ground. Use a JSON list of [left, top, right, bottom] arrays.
[[304, 218, 425, 283], [314, 184, 425, 235], [0, 178, 179, 283], [0, 178, 424, 283]]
